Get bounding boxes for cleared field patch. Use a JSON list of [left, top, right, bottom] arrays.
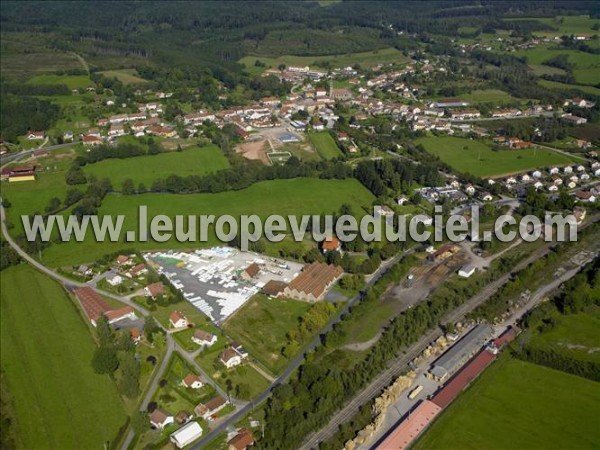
[[309, 132, 343, 160], [98, 68, 148, 85], [527, 310, 600, 364], [240, 47, 409, 75], [415, 136, 574, 178], [222, 295, 312, 374], [461, 89, 515, 104], [538, 79, 600, 96], [413, 356, 600, 450], [0, 265, 127, 449], [41, 177, 375, 266], [27, 74, 94, 90], [84, 145, 230, 187]]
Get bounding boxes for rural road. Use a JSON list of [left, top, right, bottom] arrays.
[[0, 141, 78, 166]]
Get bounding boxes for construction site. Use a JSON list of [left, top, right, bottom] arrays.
[[145, 247, 304, 324]]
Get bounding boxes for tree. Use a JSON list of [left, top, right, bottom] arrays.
[[131, 411, 148, 436], [119, 352, 140, 398], [91, 346, 119, 374], [96, 315, 113, 347], [45, 197, 61, 213], [65, 166, 87, 185], [122, 178, 135, 195]]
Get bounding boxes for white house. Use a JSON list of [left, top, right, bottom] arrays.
[[487, 179, 496, 186], [150, 409, 174, 430], [458, 265, 475, 278], [106, 274, 123, 286], [534, 181, 544, 190], [169, 311, 189, 329], [181, 374, 204, 389], [220, 348, 242, 368], [464, 184, 476, 195], [170, 421, 203, 449], [506, 177, 517, 185], [564, 166, 573, 174], [548, 184, 559, 192], [191, 329, 217, 347], [532, 170, 542, 179], [521, 174, 531, 182], [549, 167, 559, 175], [396, 196, 409, 206]]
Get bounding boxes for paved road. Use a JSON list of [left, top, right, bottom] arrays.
[[298, 223, 599, 449], [189, 248, 417, 449], [0, 141, 78, 166]]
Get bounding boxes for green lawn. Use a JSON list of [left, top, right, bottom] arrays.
[[239, 47, 409, 75], [98, 69, 148, 85], [415, 136, 575, 178], [27, 74, 94, 90], [539, 79, 600, 96], [0, 265, 127, 449], [527, 309, 600, 364], [309, 132, 343, 160], [414, 356, 600, 450], [222, 295, 312, 374], [84, 145, 230, 187], [40, 178, 374, 266], [461, 89, 515, 104]]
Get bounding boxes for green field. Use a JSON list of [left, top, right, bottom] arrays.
[[527, 310, 600, 364], [222, 295, 312, 373], [27, 74, 94, 90], [84, 145, 231, 187], [239, 47, 409, 75], [309, 132, 343, 160], [414, 356, 600, 450], [415, 136, 575, 178], [39, 177, 375, 266], [98, 68, 148, 85], [461, 89, 515, 104], [0, 265, 127, 449], [538, 79, 600, 96], [507, 15, 600, 38]]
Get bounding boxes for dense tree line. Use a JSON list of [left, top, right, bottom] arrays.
[[0, 92, 59, 142]]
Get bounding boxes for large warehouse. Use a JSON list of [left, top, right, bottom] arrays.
[[428, 324, 493, 382]]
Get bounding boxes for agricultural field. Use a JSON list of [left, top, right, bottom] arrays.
[[538, 79, 600, 96], [239, 47, 409, 75], [0, 265, 127, 450], [461, 89, 516, 104], [526, 309, 600, 364], [413, 356, 600, 450], [222, 295, 313, 374], [507, 15, 600, 39], [26, 74, 94, 90], [415, 136, 575, 178], [309, 132, 343, 160], [39, 177, 375, 266], [84, 145, 231, 187], [98, 69, 149, 85]]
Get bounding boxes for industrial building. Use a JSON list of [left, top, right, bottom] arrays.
[[428, 324, 493, 381], [282, 262, 343, 302]]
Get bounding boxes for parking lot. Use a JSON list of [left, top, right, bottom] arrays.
[[145, 247, 304, 324]]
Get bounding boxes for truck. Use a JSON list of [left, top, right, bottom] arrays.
[[408, 385, 424, 400]]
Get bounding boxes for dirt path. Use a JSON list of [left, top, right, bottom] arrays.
[[343, 331, 382, 351]]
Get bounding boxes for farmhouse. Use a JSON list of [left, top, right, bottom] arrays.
[[128, 263, 148, 278], [116, 255, 131, 265], [144, 282, 166, 298], [282, 262, 343, 302], [228, 428, 255, 450], [561, 114, 587, 125], [169, 311, 189, 328], [150, 408, 174, 430], [192, 329, 217, 347], [170, 421, 203, 449], [26, 131, 45, 140], [220, 348, 242, 368], [194, 395, 229, 420], [574, 191, 596, 203], [82, 135, 103, 146], [181, 374, 204, 389], [73, 287, 137, 327], [241, 263, 260, 281], [3, 166, 36, 182], [320, 236, 342, 253]]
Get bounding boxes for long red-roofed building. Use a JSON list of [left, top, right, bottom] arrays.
[[374, 400, 442, 450], [73, 286, 136, 327]]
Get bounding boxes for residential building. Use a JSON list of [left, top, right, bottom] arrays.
[[73, 287, 137, 327], [220, 348, 242, 368], [169, 311, 189, 328], [320, 236, 342, 253], [150, 408, 174, 430], [191, 329, 217, 347], [181, 374, 203, 389], [241, 263, 260, 281], [144, 282, 166, 298], [228, 428, 255, 450], [170, 421, 203, 448], [194, 395, 229, 420]]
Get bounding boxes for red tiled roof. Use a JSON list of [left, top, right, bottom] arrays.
[[228, 428, 255, 450], [431, 350, 496, 409], [146, 282, 166, 297], [104, 306, 134, 322], [286, 262, 343, 299], [244, 263, 260, 278], [170, 310, 185, 324], [262, 280, 287, 296], [73, 287, 110, 323], [220, 348, 238, 363], [183, 373, 202, 387], [321, 236, 341, 252]]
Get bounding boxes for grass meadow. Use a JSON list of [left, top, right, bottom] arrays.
[[0, 265, 127, 449], [308, 132, 343, 160], [38, 177, 375, 266], [222, 295, 313, 374], [98, 69, 149, 85], [415, 136, 574, 178], [84, 145, 231, 187], [413, 355, 600, 450]]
